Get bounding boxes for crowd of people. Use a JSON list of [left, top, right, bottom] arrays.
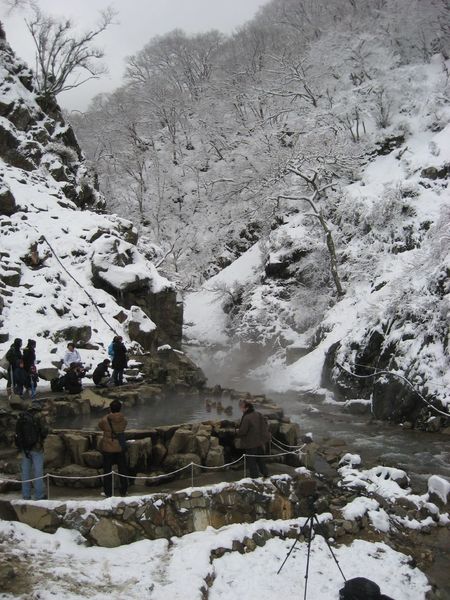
[[13, 396, 271, 501], [4, 336, 129, 399], [6, 336, 271, 501]]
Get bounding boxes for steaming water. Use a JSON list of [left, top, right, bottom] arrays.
[[56, 393, 241, 430], [273, 392, 450, 492], [185, 344, 450, 492]]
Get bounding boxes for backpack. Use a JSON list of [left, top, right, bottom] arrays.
[[107, 342, 115, 359], [15, 411, 41, 452], [50, 376, 65, 392]]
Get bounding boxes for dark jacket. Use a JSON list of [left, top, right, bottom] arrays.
[[6, 343, 22, 369], [112, 341, 127, 370], [22, 346, 36, 372], [21, 408, 49, 452], [93, 362, 110, 385], [64, 369, 82, 394], [237, 407, 271, 450], [98, 412, 127, 453]]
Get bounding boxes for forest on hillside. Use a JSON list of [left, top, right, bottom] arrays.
[[71, 0, 449, 286]]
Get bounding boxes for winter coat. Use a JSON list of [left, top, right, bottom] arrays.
[[64, 370, 82, 394], [112, 341, 127, 370], [6, 343, 22, 369], [93, 362, 110, 385], [63, 349, 82, 368], [20, 408, 49, 452], [237, 408, 271, 450], [98, 412, 127, 453], [22, 347, 36, 372]]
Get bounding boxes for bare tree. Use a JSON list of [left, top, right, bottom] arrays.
[[24, 3, 116, 99], [278, 166, 345, 297]]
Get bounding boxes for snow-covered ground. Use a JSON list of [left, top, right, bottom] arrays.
[[0, 515, 430, 600], [1, 466, 447, 599]]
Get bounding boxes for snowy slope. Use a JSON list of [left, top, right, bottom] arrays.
[[185, 57, 450, 412], [0, 39, 173, 385]]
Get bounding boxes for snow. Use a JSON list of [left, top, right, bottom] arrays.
[[0, 519, 430, 600], [428, 475, 450, 503], [342, 497, 379, 520], [184, 56, 450, 407], [184, 242, 263, 345]]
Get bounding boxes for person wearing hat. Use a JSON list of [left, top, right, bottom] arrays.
[[5, 338, 22, 397], [23, 339, 38, 399]]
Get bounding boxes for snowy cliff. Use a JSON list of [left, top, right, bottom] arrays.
[[0, 37, 180, 383]]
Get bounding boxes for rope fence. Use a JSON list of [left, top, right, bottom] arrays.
[[0, 443, 305, 500], [336, 361, 449, 418]]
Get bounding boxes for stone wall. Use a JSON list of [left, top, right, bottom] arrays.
[[6, 476, 299, 546]]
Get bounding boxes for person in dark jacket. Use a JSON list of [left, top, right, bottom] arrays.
[[111, 336, 127, 386], [98, 399, 128, 497], [6, 338, 22, 396], [236, 400, 271, 478], [92, 359, 111, 387], [64, 363, 84, 394], [22, 339, 38, 399]]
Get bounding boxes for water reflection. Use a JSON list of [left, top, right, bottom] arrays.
[[56, 394, 241, 430]]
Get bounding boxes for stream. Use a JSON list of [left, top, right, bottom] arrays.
[[274, 391, 450, 493]]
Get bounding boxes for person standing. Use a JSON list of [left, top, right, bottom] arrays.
[[98, 400, 128, 497], [111, 336, 127, 386], [236, 400, 271, 478], [6, 338, 22, 397], [62, 342, 82, 370], [22, 339, 37, 399], [15, 401, 49, 500]]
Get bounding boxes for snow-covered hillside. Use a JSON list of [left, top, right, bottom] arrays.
[[185, 56, 450, 420], [0, 37, 177, 385]]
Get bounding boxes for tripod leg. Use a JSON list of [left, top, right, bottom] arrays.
[[313, 515, 346, 582], [303, 516, 314, 600], [277, 533, 299, 575]]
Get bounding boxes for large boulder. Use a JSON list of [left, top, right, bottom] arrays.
[[44, 434, 66, 469], [61, 433, 89, 465], [0, 186, 16, 216], [127, 437, 152, 471], [12, 503, 61, 533], [125, 306, 157, 351], [167, 428, 197, 455], [53, 325, 92, 344], [89, 518, 137, 547], [52, 464, 102, 488]]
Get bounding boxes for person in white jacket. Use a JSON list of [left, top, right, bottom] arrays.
[[63, 343, 82, 370]]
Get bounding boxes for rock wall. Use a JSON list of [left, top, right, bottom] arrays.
[[5, 476, 300, 546]]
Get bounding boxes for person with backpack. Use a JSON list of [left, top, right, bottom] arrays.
[[235, 400, 271, 478], [92, 359, 111, 387], [111, 336, 127, 386], [5, 338, 22, 397], [22, 339, 38, 399], [98, 400, 128, 497], [107, 337, 117, 361], [15, 401, 49, 500]]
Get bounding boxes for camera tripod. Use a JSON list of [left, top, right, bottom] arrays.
[[277, 499, 346, 600]]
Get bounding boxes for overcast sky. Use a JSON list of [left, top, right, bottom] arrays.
[[0, 0, 268, 111]]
